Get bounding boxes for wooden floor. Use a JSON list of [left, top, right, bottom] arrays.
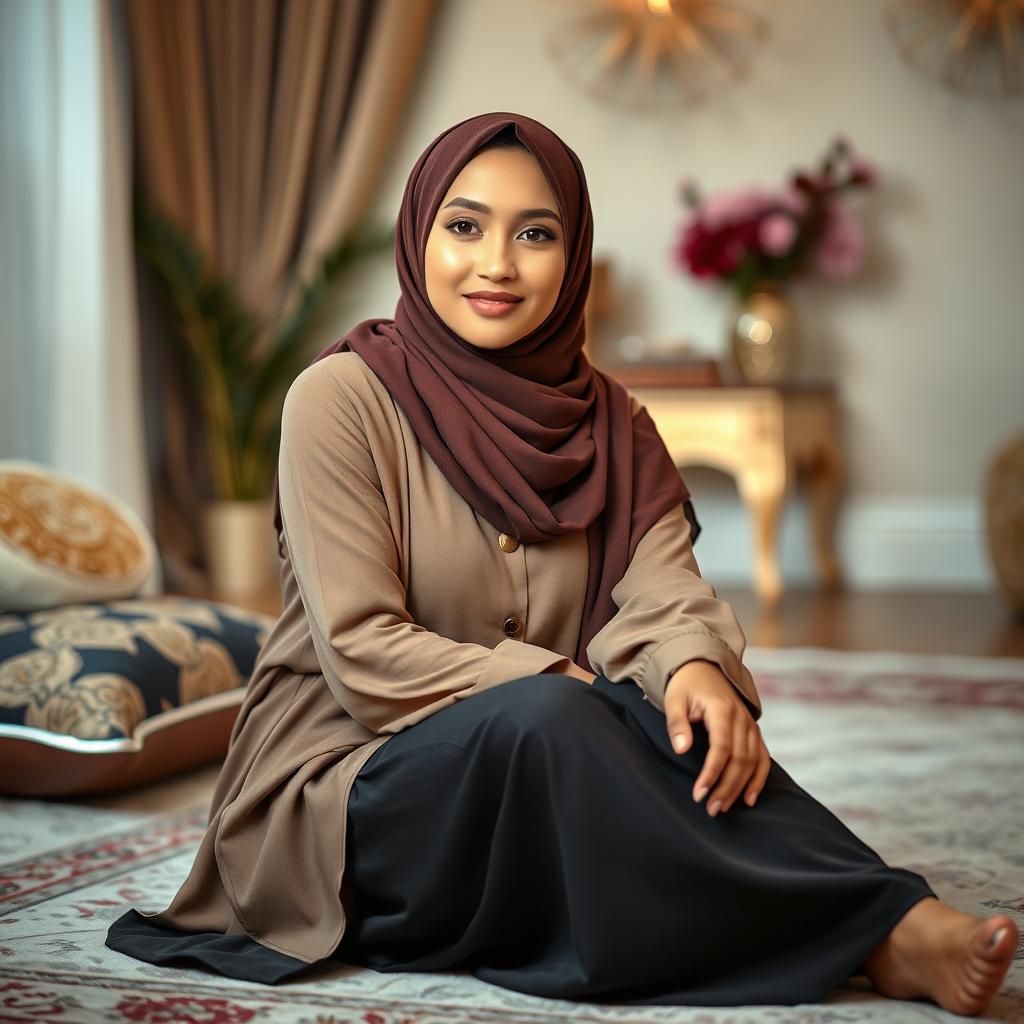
[[226, 585, 1024, 659], [715, 586, 1024, 658]]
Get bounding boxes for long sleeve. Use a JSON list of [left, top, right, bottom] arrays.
[[585, 501, 762, 722], [278, 362, 579, 736]]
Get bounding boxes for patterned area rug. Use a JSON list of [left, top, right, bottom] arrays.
[[2, 646, 1023, 1024]]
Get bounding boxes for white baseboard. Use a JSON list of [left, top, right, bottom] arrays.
[[690, 495, 996, 591]]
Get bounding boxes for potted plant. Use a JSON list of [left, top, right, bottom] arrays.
[[135, 200, 393, 600], [673, 137, 878, 382]]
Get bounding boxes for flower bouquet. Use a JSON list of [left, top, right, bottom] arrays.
[[673, 138, 878, 382], [674, 137, 879, 302]]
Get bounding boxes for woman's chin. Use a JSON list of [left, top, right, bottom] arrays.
[[457, 327, 526, 350]]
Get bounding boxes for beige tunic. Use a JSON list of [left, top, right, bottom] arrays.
[[140, 350, 762, 964]]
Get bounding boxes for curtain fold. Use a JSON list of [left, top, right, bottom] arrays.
[[0, 0, 158, 595], [123, 0, 437, 594], [285, 0, 434, 320]]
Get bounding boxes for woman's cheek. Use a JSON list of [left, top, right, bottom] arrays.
[[437, 244, 464, 273]]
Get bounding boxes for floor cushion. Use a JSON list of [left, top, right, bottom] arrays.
[[0, 595, 273, 797], [0, 459, 157, 612]]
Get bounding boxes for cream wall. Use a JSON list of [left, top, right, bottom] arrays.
[[325, 0, 1024, 592]]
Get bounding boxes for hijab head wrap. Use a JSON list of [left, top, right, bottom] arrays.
[[272, 111, 700, 672]]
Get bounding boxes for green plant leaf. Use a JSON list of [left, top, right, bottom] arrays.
[[135, 191, 394, 501]]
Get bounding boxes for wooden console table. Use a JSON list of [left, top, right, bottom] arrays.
[[191, 382, 842, 615], [627, 380, 845, 606]]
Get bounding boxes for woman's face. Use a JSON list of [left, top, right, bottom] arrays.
[[424, 146, 566, 351]]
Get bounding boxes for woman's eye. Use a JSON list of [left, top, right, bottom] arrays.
[[447, 219, 479, 236], [444, 219, 555, 243]]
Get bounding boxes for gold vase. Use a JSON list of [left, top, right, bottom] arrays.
[[728, 280, 800, 383]]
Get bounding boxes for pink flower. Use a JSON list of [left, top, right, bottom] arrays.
[[780, 188, 809, 215], [850, 157, 879, 188], [759, 212, 797, 256], [699, 186, 775, 230], [816, 203, 865, 279]]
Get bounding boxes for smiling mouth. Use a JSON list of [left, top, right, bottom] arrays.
[[464, 295, 523, 317]]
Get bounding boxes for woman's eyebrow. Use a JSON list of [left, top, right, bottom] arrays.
[[442, 197, 562, 225]]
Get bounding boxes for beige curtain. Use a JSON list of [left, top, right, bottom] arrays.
[[122, 0, 436, 595]]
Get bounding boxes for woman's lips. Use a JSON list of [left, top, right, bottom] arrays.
[[465, 296, 522, 317]]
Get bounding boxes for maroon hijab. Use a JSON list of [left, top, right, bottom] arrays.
[[271, 111, 699, 672]]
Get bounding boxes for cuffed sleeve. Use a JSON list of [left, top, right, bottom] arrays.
[[279, 361, 578, 736], [477, 638, 578, 688], [585, 501, 762, 721]]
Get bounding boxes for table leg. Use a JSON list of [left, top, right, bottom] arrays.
[[738, 455, 787, 607], [806, 441, 844, 589]]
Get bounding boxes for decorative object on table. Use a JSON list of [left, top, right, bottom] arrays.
[[536, 0, 769, 116], [674, 137, 878, 383], [728, 280, 801, 383], [0, 594, 273, 797], [135, 201, 392, 600], [884, 0, 1024, 99], [983, 427, 1024, 616], [0, 461, 157, 613], [609, 358, 724, 388]]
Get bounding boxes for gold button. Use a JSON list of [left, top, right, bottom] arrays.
[[498, 532, 519, 553], [502, 615, 523, 638]]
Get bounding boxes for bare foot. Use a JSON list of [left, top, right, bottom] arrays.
[[863, 896, 1018, 1016]]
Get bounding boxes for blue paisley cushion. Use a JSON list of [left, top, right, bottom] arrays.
[[0, 595, 274, 797]]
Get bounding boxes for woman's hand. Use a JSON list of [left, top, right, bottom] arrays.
[[664, 659, 770, 817]]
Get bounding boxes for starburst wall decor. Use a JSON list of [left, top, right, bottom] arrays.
[[535, 0, 769, 115], [884, 0, 1024, 98]]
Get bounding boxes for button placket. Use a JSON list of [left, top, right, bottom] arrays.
[[498, 531, 525, 640]]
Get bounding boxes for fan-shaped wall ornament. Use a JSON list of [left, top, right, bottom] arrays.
[[536, 0, 769, 115], [884, 0, 1024, 98]]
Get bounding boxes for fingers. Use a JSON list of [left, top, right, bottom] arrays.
[[705, 712, 754, 817], [690, 700, 735, 807], [744, 735, 772, 808], [664, 684, 693, 755], [665, 682, 770, 817]]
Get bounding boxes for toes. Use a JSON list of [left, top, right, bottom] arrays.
[[952, 916, 1017, 1015], [963, 961, 987, 986], [977, 917, 1017, 961], [961, 976, 998, 1013]]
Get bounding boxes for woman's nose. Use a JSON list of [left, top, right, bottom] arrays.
[[477, 234, 516, 279]]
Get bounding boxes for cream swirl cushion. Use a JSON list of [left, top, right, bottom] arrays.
[[0, 460, 157, 612]]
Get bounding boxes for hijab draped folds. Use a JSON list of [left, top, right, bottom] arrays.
[[271, 111, 700, 674]]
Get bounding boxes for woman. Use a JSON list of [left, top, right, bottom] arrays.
[[106, 112, 1017, 1013]]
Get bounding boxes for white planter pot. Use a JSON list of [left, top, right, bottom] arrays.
[[202, 498, 279, 602]]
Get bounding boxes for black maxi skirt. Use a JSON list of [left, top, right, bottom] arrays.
[[106, 672, 938, 1005]]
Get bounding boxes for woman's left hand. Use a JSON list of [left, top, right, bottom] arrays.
[[663, 659, 770, 817]]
